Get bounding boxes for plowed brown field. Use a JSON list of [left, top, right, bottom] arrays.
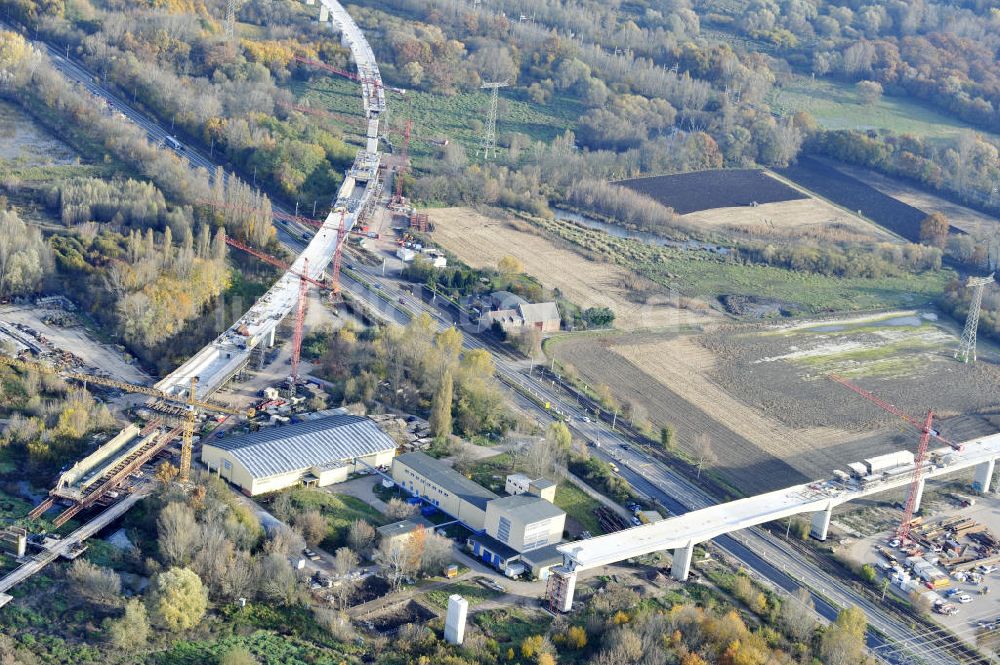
[[428, 207, 718, 331]]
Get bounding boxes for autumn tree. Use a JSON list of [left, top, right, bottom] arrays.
[[105, 599, 149, 653], [220, 646, 258, 665], [497, 255, 524, 275], [660, 425, 675, 451], [429, 370, 454, 437], [386, 497, 418, 520], [146, 567, 208, 631], [920, 212, 950, 249], [820, 606, 867, 665], [856, 80, 883, 105], [694, 433, 717, 479], [0, 209, 49, 298]]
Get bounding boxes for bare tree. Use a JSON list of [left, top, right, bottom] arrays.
[[255, 552, 297, 604], [347, 519, 376, 557], [68, 559, 121, 606], [780, 587, 816, 642], [385, 498, 418, 521], [331, 547, 360, 609], [420, 530, 453, 575], [693, 433, 717, 479], [375, 537, 415, 590], [295, 509, 328, 547], [265, 524, 305, 559], [221, 550, 255, 602], [157, 501, 198, 566]]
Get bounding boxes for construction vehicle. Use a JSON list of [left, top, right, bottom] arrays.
[[830, 374, 962, 543], [0, 355, 254, 486]]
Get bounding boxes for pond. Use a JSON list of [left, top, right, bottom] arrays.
[[808, 312, 935, 333], [553, 207, 730, 254], [0, 99, 78, 165]]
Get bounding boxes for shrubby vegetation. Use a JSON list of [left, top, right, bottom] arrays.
[[0, 360, 116, 478], [0, 207, 50, 298], [315, 315, 513, 439]]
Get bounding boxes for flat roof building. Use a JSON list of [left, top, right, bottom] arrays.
[[202, 415, 396, 496], [485, 495, 565, 553], [392, 451, 497, 530]]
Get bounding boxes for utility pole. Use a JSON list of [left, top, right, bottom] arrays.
[[955, 273, 995, 363], [478, 80, 509, 159]]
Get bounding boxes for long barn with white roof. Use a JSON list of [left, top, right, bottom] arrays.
[[201, 415, 396, 495]]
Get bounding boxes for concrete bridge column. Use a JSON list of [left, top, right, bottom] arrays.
[[671, 541, 695, 581], [810, 503, 834, 541], [305, 0, 315, 6], [266, 327, 276, 348], [974, 459, 995, 494], [546, 566, 577, 613], [319, 4, 329, 21], [909, 477, 926, 514]]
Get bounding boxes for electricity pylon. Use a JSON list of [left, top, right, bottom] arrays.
[[225, 0, 238, 39], [955, 273, 995, 363], [478, 80, 509, 159]]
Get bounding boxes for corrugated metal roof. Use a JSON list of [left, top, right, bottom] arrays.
[[206, 415, 396, 479], [395, 451, 498, 510]]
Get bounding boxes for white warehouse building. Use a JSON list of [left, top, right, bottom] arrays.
[[202, 415, 397, 495]]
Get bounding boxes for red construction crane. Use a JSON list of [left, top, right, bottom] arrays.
[[289, 258, 310, 384], [223, 238, 325, 385], [293, 54, 358, 82], [329, 209, 348, 298], [276, 100, 365, 130], [830, 374, 961, 542], [393, 119, 413, 204]]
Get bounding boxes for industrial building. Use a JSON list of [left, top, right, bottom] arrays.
[[391, 451, 498, 529], [202, 414, 397, 496], [390, 452, 568, 578], [505, 473, 556, 502], [376, 516, 435, 547]]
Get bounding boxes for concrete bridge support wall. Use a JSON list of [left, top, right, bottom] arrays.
[[266, 327, 276, 348], [810, 503, 834, 541], [671, 541, 695, 581], [974, 459, 995, 494], [910, 477, 926, 514], [319, 5, 329, 21]]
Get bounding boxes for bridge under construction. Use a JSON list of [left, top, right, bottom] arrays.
[[0, 0, 384, 603], [547, 431, 1000, 612]]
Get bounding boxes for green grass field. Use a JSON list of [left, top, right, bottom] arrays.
[[769, 75, 998, 141], [285, 488, 386, 550], [425, 581, 501, 609], [290, 77, 581, 165]]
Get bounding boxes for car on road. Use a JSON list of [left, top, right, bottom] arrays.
[[620, 444, 630, 451], [303, 548, 321, 561], [581, 416, 591, 423], [980, 565, 997, 574], [398, 297, 406, 305], [955, 594, 973, 604]]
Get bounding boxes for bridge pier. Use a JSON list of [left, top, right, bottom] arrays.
[[305, 0, 315, 6], [671, 541, 695, 581], [546, 566, 577, 612], [810, 503, 834, 541], [266, 327, 276, 347], [909, 477, 926, 514], [319, 4, 329, 21], [974, 459, 995, 493]]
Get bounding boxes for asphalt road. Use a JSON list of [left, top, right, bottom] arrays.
[[14, 25, 974, 665]]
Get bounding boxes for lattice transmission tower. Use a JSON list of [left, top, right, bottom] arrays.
[[478, 80, 509, 159], [955, 273, 995, 363], [225, 0, 237, 40]]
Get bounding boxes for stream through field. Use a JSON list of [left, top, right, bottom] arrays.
[[553, 207, 730, 254]]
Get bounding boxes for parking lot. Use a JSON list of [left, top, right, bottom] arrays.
[[847, 491, 1000, 646]]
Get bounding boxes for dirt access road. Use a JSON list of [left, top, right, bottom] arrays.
[[429, 207, 718, 331]]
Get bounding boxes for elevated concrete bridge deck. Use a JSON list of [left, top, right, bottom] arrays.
[[558, 432, 999, 587]]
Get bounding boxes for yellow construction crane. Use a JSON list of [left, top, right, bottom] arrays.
[[0, 355, 254, 482]]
